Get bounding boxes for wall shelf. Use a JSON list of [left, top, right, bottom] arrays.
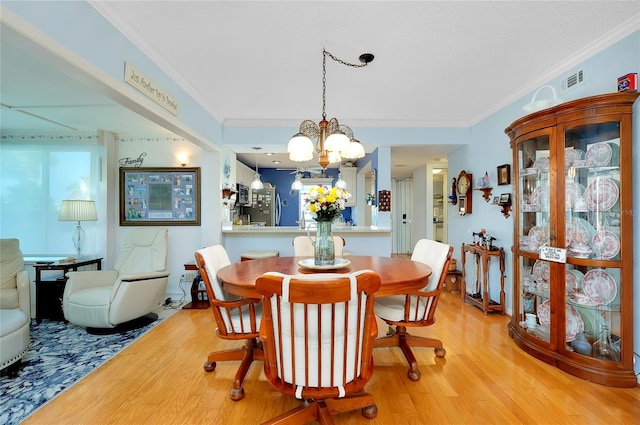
[[476, 187, 493, 202]]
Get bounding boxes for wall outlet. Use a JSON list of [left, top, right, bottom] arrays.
[[184, 271, 197, 283]]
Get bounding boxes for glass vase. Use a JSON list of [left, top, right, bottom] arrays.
[[592, 324, 620, 362], [314, 220, 335, 266]]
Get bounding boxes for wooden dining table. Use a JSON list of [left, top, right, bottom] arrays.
[[216, 256, 432, 298]]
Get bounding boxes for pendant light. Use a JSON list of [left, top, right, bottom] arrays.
[[335, 173, 347, 190], [287, 49, 373, 170], [250, 147, 264, 190], [291, 163, 304, 191]]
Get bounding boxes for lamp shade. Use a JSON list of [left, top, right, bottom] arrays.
[[324, 130, 350, 153], [342, 139, 365, 159], [250, 173, 264, 190], [335, 174, 347, 190], [288, 133, 314, 162], [328, 150, 342, 164], [58, 200, 97, 221], [291, 174, 304, 191]]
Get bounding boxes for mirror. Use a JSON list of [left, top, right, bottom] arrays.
[[365, 169, 376, 205]]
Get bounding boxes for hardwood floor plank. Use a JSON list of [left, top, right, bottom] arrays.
[[20, 292, 639, 424]]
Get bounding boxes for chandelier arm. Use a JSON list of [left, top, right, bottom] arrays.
[[328, 118, 340, 134], [339, 125, 354, 140], [299, 120, 321, 143]]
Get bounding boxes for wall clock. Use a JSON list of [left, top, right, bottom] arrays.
[[456, 170, 473, 215]]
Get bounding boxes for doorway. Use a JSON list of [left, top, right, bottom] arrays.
[[392, 166, 447, 257], [432, 169, 447, 243], [393, 176, 413, 256]]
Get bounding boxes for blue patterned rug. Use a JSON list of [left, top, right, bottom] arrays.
[[0, 318, 162, 425]]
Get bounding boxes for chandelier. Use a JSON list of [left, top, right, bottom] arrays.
[[287, 49, 373, 170]]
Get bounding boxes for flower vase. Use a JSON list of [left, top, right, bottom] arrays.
[[314, 220, 335, 266], [592, 324, 620, 362]]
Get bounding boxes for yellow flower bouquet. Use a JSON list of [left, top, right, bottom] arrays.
[[304, 185, 351, 222]]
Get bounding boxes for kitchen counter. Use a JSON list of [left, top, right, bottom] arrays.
[[221, 226, 392, 262], [223, 225, 391, 234]]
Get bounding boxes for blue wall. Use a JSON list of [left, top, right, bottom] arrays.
[[258, 167, 353, 226]]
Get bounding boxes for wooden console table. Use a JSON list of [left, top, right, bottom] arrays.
[[461, 244, 505, 314]]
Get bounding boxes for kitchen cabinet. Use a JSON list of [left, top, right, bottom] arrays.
[[505, 92, 638, 387], [236, 160, 255, 196]]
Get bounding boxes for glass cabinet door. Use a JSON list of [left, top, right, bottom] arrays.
[[516, 132, 551, 343], [507, 92, 637, 387], [563, 121, 622, 360]]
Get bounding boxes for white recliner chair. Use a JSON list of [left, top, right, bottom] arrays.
[[63, 227, 170, 332], [0, 239, 31, 376]]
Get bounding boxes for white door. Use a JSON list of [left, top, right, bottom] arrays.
[[393, 177, 413, 255]]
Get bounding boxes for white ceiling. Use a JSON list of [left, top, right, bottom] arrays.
[[2, 1, 638, 178]]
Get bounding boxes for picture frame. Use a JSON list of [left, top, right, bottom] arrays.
[[119, 167, 201, 226], [499, 193, 512, 205], [497, 164, 511, 185]]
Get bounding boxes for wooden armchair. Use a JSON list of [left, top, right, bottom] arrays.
[[374, 239, 453, 381], [292, 235, 345, 257], [255, 270, 381, 424], [194, 245, 263, 401]]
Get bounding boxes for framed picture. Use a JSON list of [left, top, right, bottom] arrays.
[[119, 167, 201, 226], [499, 193, 512, 205], [497, 164, 511, 185]]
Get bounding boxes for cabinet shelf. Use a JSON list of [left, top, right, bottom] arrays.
[[505, 92, 638, 388]]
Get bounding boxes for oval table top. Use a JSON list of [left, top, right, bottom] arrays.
[[216, 256, 432, 299]]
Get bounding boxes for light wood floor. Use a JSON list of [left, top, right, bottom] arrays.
[[22, 291, 639, 424]]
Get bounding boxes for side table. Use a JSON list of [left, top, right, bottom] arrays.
[[444, 270, 462, 293], [460, 244, 505, 314], [34, 257, 102, 323], [183, 261, 209, 309]]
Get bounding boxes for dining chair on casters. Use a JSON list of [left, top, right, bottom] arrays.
[[194, 245, 263, 401], [374, 239, 453, 381], [292, 235, 345, 256], [255, 270, 381, 424]]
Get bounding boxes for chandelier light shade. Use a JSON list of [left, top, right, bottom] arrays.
[[323, 129, 350, 153], [58, 200, 98, 258], [287, 133, 314, 162], [344, 138, 365, 159], [288, 49, 373, 170], [250, 147, 264, 190]]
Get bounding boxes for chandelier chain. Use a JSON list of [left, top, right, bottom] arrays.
[[324, 49, 370, 69], [321, 49, 371, 120]]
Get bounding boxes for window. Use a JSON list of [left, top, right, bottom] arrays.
[[0, 140, 100, 255], [298, 178, 335, 227]]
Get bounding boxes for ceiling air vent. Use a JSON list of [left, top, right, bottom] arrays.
[[561, 70, 584, 92]]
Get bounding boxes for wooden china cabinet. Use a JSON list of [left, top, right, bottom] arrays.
[[505, 92, 638, 387]]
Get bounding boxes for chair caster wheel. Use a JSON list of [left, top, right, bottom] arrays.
[[435, 347, 446, 358], [230, 387, 245, 401], [203, 361, 216, 372], [362, 404, 378, 419], [407, 369, 421, 381]]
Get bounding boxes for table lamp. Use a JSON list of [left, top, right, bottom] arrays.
[[58, 200, 97, 259]]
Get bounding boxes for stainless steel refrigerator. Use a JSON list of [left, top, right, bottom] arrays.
[[246, 183, 281, 226]]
